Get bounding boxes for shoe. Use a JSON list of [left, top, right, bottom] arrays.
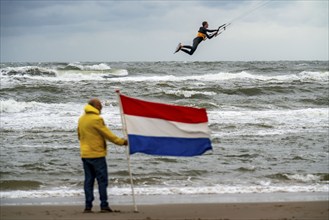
[[100, 207, 121, 213], [83, 208, 93, 213], [100, 207, 113, 213]]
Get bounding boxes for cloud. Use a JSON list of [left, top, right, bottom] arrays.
[[0, 0, 328, 62]]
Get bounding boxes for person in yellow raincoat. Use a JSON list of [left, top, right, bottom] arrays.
[[78, 98, 127, 213]]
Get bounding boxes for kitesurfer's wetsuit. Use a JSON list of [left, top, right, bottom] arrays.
[[180, 27, 218, 55]]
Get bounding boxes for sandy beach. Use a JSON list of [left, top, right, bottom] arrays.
[[1, 201, 328, 220]]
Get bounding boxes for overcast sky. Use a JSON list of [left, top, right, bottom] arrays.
[[1, 0, 328, 62]]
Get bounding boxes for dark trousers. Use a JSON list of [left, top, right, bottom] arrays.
[[181, 37, 203, 55], [82, 157, 108, 209]]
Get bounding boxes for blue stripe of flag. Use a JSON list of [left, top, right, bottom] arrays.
[[128, 135, 212, 157]]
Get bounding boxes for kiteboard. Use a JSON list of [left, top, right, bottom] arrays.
[[174, 43, 182, 54]]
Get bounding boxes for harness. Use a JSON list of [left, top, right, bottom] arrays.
[[196, 32, 206, 40]]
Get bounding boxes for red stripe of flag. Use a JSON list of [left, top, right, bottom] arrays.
[[119, 94, 208, 123]]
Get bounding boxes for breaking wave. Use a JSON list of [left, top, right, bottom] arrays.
[[61, 62, 111, 71], [0, 99, 38, 113], [109, 71, 329, 83], [1, 66, 57, 77]]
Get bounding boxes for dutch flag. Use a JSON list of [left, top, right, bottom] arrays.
[[118, 93, 212, 157]]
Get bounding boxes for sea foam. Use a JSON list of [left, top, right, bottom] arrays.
[[1, 184, 328, 200]]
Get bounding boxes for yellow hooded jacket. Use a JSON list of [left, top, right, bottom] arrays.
[[78, 104, 125, 158]]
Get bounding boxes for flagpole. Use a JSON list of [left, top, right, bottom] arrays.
[[116, 90, 138, 213]]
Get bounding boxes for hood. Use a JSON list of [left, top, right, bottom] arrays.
[[84, 104, 100, 115]]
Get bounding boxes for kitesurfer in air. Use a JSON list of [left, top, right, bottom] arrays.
[[175, 21, 225, 55]]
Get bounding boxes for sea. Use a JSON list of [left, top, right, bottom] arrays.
[[0, 61, 328, 205]]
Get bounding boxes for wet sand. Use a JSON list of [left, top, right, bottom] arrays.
[[1, 201, 328, 220]]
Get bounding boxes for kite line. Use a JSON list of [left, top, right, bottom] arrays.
[[216, 0, 272, 35]]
